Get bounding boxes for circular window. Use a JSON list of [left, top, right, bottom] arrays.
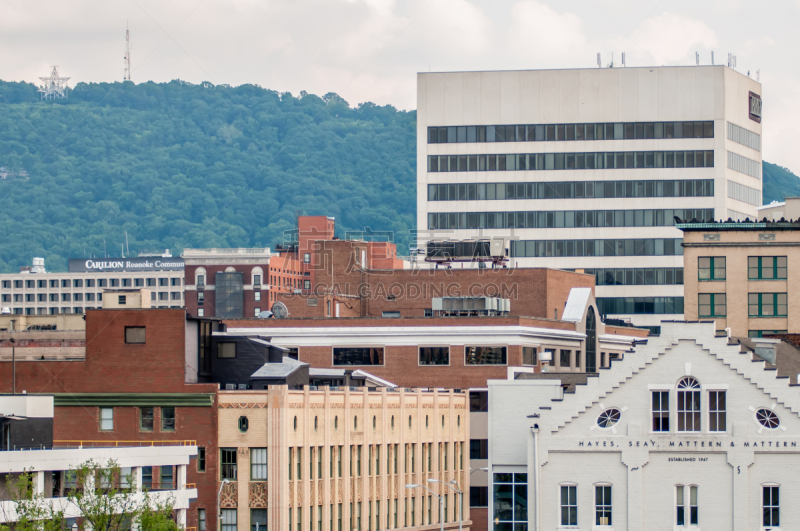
[[756, 408, 780, 429], [596, 408, 621, 429], [238, 416, 249, 432]]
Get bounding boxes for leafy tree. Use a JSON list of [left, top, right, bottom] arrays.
[[0, 460, 179, 531]]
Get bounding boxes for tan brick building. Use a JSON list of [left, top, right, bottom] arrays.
[[680, 220, 799, 338], [217, 386, 469, 531]]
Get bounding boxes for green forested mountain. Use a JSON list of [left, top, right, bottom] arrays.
[[0, 80, 415, 272], [1, 78, 799, 273]]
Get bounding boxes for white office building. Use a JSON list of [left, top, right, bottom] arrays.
[[0, 257, 185, 315], [487, 321, 800, 531], [417, 66, 763, 331]]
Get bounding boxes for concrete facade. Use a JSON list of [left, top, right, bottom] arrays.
[[680, 221, 800, 338], [488, 321, 800, 531], [217, 386, 470, 531], [417, 66, 763, 330]]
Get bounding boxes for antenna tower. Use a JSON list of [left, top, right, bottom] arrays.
[[124, 20, 131, 81], [38, 66, 70, 100]]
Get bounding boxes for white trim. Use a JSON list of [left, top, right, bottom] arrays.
[[648, 384, 672, 390], [701, 384, 729, 390]]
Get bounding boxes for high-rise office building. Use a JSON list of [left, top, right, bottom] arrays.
[[417, 65, 763, 330]]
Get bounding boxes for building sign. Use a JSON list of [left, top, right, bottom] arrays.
[[68, 258, 185, 273], [749, 92, 762, 123]]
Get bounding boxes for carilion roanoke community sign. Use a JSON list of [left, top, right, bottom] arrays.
[[68, 258, 185, 273]]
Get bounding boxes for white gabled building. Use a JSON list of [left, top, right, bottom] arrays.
[[488, 321, 800, 531]]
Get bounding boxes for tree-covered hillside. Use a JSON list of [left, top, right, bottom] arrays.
[[0, 80, 415, 272], [1, 78, 800, 273], [763, 161, 800, 205]]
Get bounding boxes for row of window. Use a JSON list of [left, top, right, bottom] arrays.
[[98, 406, 175, 431], [699, 256, 787, 281], [427, 121, 714, 144], [4, 306, 181, 315], [510, 238, 684, 258], [727, 121, 761, 151], [427, 179, 714, 202], [427, 150, 715, 172], [727, 150, 762, 180], [698, 293, 789, 318], [597, 297, 684, 315], [0, 278, 181, 289], [331, 346, 507, 366], [727, 180, 761, 206], [0, 292, 181, 303], [427, 208, 713, 231], [585, 267, 684, 286]]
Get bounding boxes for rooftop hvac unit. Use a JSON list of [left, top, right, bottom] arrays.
[[238, 384, 250, 390], [224, 383, 236, 390]]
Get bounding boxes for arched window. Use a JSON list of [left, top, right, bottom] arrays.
[[677, 377, 701, 432], [251, 267, 264, 287], [194, 267, 207, 287]]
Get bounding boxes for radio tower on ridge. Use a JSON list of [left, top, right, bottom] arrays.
[[123, 20, 131, 81]]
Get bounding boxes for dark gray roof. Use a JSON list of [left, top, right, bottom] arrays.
[[250, 356, 309, 378], [733, 337, 800, 384]]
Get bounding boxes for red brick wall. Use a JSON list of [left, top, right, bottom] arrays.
[[0, 309, 219, 531]]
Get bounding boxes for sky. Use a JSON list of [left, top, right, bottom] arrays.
[[1, 0, 798, 170]]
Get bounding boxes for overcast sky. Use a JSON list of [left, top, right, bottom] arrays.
[[2, 0, 798, 171]]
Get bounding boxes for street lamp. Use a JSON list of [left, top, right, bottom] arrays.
[[217, 478, 230, 531], [405, 483, 443, 531], [428, 478, 464, 531]]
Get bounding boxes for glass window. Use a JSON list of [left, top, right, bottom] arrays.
[[677, 377, 701, 432], [749, 293, 788, 317], [218, 343, 236, 358], [419, 347, 449, 365], [698, 256, 725, 280], [251, 448, 268, 480], [220, 448, 237, 480], [763, 486, 779, 528], [251, 509, 267, 531], [142, 467, 152, 489], [698, 293, 726, 318], [465, 346, 507, 365], [125, 326, 146, 344], [99, 408, 113, 431], [595, 485, 612, 526], [469, 439, 488, 459], [199, 509, 206, 531], [560, 485, 577, 526], [140, 407, 154, 431], [333, 347, 384, 366], [493, 473, 527, 529], [522, 346, 538, 365], [708, 391, 726, 432], [221, 509, 237, 531], [748, 256, 787, 279], [652, 391, 669, 432], [161, 407, 175, 431], [198, 447, 206, 472]]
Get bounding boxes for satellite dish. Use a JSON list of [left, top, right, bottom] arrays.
[[272, 302, 289, 319]]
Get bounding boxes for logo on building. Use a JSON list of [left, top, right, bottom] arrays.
[[749, 92, 762, 123], [68, 258, 185, 273]]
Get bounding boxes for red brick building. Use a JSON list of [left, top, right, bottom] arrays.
[[0, 309, 219, 531]]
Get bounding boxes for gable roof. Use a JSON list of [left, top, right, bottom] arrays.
[[533, 321, 800, 432]]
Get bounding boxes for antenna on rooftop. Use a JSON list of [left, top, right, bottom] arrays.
[[695, 51, 699, 66], [597, 53, 601, 68], [711, 51, 714, 65], [124, 20, 131, 81], [621, 52, 626, 67]]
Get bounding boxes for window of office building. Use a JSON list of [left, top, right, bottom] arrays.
[[652, 391, 669, 432], [676, 485, 698, 526], [215, 272, 244, 319], [698, 293, 726, 318], [559, 484, 578, 526], [220, 448, 237, 480], [251, 509, 267, 531], [140, 407, 154, 431], [125, 326, 146, 344], [512, 238, 684, 258], [99, 408, 113, 431], [522, 346, 537, 365], [469, 391, 488, 412], [597, 297, 684, 315], [698, 257, 725, 280], [465, 346, 507, 365], [159, 278, 168, 287], [251, 448, 268, 480], [220, 509, 237, 531], [122, 279, 131, 287], [677, 377, 701, 432], [763, 486, 779, 528], [162, 407, 175, 431], [110, 279, 119, 287], [748, 293, 788, 317], [493, 474, 527, 529], [595, 485, 612, 526], [748, 256, 787, 280], [147, 278, 156, 287], [198, 509, 206, 531], [333, 347, 384, 366], [419, 347, 449, 365], [709, 391, 726, 432], [470, 487, 488, 508], [469, 439, 488, 459]]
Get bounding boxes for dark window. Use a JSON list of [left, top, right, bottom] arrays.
[[140, 407, 154, 431], [161, 407, 175, 431], [218, 343, 236, 358], [763, 486, 779, 527], [197, 447, 206, 472], [160, 466, 174, 489], [469, 391, 488, 412], [125, 327, 146, 344], [215, 272, 244, 318], [220, 448, 237, 480], [465, 346, 507, 365], [118, 295, 127, 305], [652, 391, 669, 432], [470, 486, 489, 507], [333, 347, 384, 366], [469, 439, 488, 459], [251, 509, 268, 531], [142, 466, 152, 489], [595, 485, 612, 526], [522, 347, 537, 365], [708, 391, 726, 432], [419, 347, 449, 365], [677, 377, 701, 432]]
